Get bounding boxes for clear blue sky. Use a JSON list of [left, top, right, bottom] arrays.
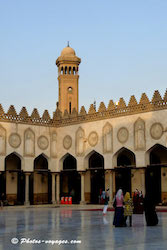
[[0, 0, 167, 116]]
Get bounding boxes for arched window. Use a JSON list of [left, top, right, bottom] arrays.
[[73, 67, 76, 75], [65, 66, 67, 74], [61, 67, 63, 75], [5, 153, 21, 170], [69, 102, 72, 114], [69, 66, 71, 74], [63, 154, 77, 170], [116, 148, 136, 167], [89, 151, 104, 169], [34, 154, 48, 170]]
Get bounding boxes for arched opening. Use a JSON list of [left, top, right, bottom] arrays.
[[88, 151, 105, 204], [69, 66, 71, 74], [73, 67, 76, 75], [115, 148, 135, 194], [60, 154, 80, 203], [145, 144, 167, 204], [30, 154, 51, 205], [65, 66, 67, 74], [4, 153, 25, 205], [61, 66, 63, 75], [69, 102, 72, 114]]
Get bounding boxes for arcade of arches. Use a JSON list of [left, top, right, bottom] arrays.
[[0, 145, 167, 205]]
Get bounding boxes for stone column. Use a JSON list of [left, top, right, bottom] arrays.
[[140, 168, 146, 196], [24, 172, 31, 206], [104, 170, 114, 205], [109, 170, 114, 204], [80, 172, 86, 205], [52, 173, 56, 204], [56, 173, 60, 204]]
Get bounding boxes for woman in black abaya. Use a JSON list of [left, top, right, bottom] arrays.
[[144, 193, 158, 226]]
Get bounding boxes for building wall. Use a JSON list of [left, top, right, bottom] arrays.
[[0, 108, 167, 203], [0, 109, 167, 171], [56, 109, 167, 170]]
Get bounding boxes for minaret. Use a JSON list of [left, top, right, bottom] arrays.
[[56, 43, 81, 114]]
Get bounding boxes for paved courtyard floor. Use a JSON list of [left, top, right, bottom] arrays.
[[0, 207, 167, 250]]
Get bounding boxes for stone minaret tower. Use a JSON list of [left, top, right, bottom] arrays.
[[56, 44, 81, 114]]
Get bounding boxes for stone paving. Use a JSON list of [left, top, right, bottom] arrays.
[[0, 207, 167, 250]]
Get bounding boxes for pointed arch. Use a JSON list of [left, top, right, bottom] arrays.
[[84, 150, 104, 170], [5, 152, 25, 205], [5, 152, 22, 170], [84, 150, 105, 204], [113, 147, 136, 167], [63, 153, 77, 170], [113, 148, 134, 194], [145, 144, 167, 165], [33, 153, 51, 205], [59, 153, 77, 171], [60, 153, 80, 203], [34, 153, 48, 170], [145, 144, 166, 204]]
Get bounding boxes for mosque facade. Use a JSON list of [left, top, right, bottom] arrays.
[[0, 45, 167, 206]]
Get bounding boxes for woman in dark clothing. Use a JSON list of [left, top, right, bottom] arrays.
[[144, 193, 158, 226], [133, 189, 140, 214]]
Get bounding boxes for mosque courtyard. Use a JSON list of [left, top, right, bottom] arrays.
[[0, 207, 167, 250]]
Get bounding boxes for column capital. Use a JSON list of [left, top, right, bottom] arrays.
[[105, 169, 114, 174], [52, 172, 60, 176], [51, 172, 57, 176], [140, 168, 146, 174], [24, 172, 32, 176], [79, 171, 86, 176]]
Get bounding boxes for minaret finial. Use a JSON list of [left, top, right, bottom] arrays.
[[67, 41, 70, 47]]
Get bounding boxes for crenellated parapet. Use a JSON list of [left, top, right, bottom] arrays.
[[52, 89, 167, 127], [0, 106, 53, 126], [0, 90, 167, 127]]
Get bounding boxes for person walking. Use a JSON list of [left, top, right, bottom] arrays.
[[101, 190, 106, 204], [102, 189, 109, 215], [113, 189, 125, 227], [124, 192, 134, 227]]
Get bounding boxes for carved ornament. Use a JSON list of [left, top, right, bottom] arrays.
[[63, 135, 72, 150], [88, 131, 98, 147], [37, 136, 49, 150], [117, 127, 129, 143], [9, 133, 21, 148], [150, 123, 163, 140]]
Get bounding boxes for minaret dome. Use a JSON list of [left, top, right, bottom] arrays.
[[56, 44, 81, 114]]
